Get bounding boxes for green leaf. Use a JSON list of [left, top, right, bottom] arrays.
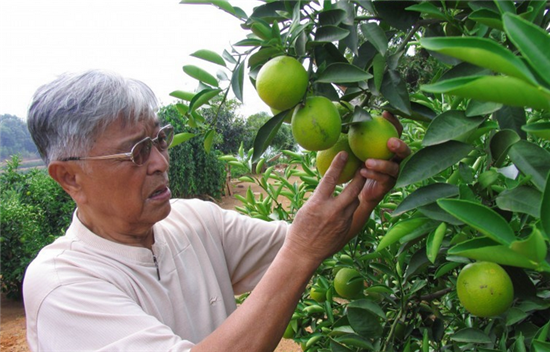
[[422, 110, 486, 147], [170, 132, 195, 148], [448, 237, 540, 270], [380, 69, 411, 115], [190, 49, 226, 67], [334, 334, 374, 350], [315, 63, 372, 84], [396, 141, 474, 188], [373, 1, 420, 31], [541, 171, 550, 240], [503, 13, 550, 88], [376, 217, 432, 252], [522, 122, 550, 140], [251, 111, 288, 162], [188, 88, 222, 113], [372, 53, 385, 93], [509, 140, 550, 192], [489, 129, 521, 167], [394, 183, 459, 216], [427, 222, 446, 264], [231, 61, 245, 103], [510, 227, 547, 264], [469, 8, 503, 31], [406, 2, 447, 21], [496, 186, 542, 218], [347, 300, 385, 338], [314, 25, 350, 43], [319, 9, 347, 26], [465, 100, 503, 117], [203, 129, 215, 153], [182, 65, 219, 87], [451, 328, 492, 344], [437, 199, 516, 245], [360, 23, 388, 57], [169, 90, 195, 101], [421, 75, 550, 110], [420, 37, 537, 84]]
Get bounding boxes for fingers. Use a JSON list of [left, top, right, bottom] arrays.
[[387, 137, 411, 163], [314, 151, 347, 198], [315, 151, 365, 208]]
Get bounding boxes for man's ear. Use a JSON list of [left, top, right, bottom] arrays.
[[48, 161, 85, 203]]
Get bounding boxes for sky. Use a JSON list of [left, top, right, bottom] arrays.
[[0, 0, 267, 120]]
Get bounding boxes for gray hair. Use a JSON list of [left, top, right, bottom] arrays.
[[27, 69, 158, 165]]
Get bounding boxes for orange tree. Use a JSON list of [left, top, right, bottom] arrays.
[[172, 1, 550, 351]]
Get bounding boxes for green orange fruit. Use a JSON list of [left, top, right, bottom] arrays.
[[456, 261, 514, 317], [316, 133, 362, 184], [334, 268, 364, 299], [348, 116, 399, 161], [310, 286, 327, 303], [291, 96, 341, 151], [256, 56, 309, 111]]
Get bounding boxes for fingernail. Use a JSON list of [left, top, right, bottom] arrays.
[[389, 138, 399, 149], [339, 151, 348, 161], [366, 159, 375, 168]]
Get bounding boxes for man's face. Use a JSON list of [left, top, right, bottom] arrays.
[[74, 118, 172, 242]]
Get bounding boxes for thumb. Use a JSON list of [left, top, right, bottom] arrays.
[[315, 151, 347, 198]]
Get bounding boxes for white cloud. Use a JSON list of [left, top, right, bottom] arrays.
[[0, 0, 269, 119]]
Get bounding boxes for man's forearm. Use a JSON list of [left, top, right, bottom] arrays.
[[191, 245, 319, 352]]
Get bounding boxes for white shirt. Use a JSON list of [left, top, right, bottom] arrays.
[[23, 198, 288, 351]]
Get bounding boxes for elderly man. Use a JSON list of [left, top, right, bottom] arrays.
[[23, 69, 410, 351]]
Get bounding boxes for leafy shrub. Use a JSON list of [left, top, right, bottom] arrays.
[[158, 105, 227, 199], [0, 155, 74, 299]]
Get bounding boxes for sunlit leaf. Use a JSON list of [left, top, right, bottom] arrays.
[[421, 75, 550, 110], [448, 238, 539, 270], [170, 132, 195, 148], [182, 65, 219, 87], [503, 13, 550, 87], [203, 129, 215, 153], [522, 122, 550, 140], [190, 49, 226, 67], [189, 88, 222, 112], [509, 227, 547, 264], [420, 37, 536, 84], [169, 90, 195, 101]]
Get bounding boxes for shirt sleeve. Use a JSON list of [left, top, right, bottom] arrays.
[[34, 281, 195, 352]]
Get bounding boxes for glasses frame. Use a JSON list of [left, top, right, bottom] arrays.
[[60, 124, 174, 166]]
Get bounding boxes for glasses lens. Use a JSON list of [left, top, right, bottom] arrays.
[[132, 139, 153, 166], [157, 125, 174, 150]]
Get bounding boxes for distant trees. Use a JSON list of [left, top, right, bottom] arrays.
[[0, 114, 39, 161]]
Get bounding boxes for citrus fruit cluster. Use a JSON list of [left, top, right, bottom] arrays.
[[456, 261, 514, 317], [256, 55, 399, 185]]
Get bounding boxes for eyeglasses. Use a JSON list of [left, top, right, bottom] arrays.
[[60, 124, 174, 166]]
